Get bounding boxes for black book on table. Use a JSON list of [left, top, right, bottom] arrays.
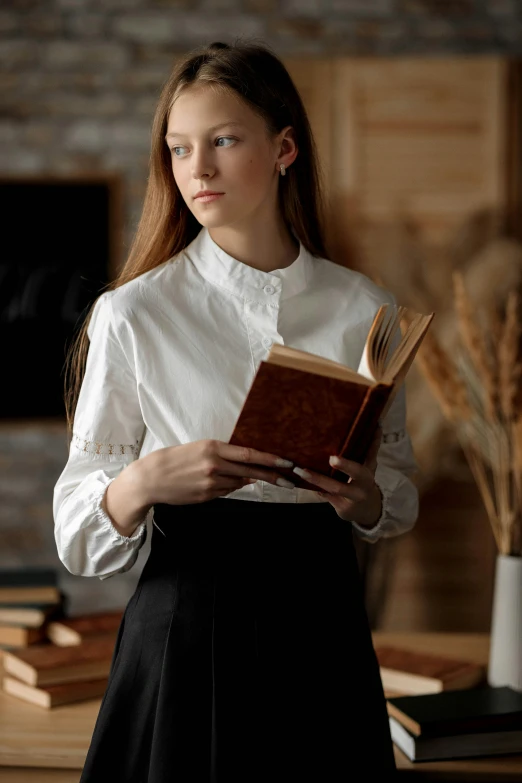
[[0, 571, 63, 607], [387, 686, 522, 738], [0, 568, 58, 587], [389, 716, 522, 763]]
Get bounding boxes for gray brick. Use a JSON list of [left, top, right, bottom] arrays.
[[269, 17, 325, 40], [0, 122, 17, 145], [66, 12, 107, 37], [0, 11, 20, 33], [0, 39, 39, 70], [99, 0, 156, 7], [0, 73, 20, 92], [181, 13, 266, 41], [281, 0, 323, 15], [243, 0, 278, 10], [114, 68, 167, 91], [24, 71, 110, 91], [112, 12, 187, 44], [109, 121, 152, 149], [63, 120, 108, 151], [486, 0, 518, 15], [0, 148, 45, 173], [43, 40, 130, 70], [55, 0, 94, 8], [22, 122, 58, 147], [23, 11, 64, 36], [398, 0, 473, 12], [43, 92, 127, 117], [200, 0, 242, 9], [415, 19, 457, 39], [134, 95, 160, 116], [329, 0, 393, 14]]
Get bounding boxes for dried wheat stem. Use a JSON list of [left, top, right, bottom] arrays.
[[416, 330, 471, 423], [452, 271, 497, 422], [459, 436, 503, 552], [499, 291, 521, 421]]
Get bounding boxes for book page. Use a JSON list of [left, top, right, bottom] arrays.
[[267, 344, 373, 386]]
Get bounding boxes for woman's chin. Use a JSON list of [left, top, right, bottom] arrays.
[[195, 210, 236, 230]]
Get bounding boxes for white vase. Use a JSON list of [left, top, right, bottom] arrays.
[[488, 554, 522, 692]]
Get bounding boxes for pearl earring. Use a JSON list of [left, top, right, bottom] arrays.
[[279, 164, 286, 176]]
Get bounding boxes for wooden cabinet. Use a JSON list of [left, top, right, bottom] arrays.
[[285, 56, 510, 260]]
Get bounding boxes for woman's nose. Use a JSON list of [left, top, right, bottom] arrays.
[[191, 150, 215, 180]]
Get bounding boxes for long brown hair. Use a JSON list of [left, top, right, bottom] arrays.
[[64, 38, 328, 441]]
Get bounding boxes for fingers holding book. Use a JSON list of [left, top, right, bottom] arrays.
[[292, 425, 384, 528]]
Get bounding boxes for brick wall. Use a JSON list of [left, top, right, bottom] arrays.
[[1, 1, 521, 242]]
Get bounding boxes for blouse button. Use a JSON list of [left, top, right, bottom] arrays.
[[262, 337, 273, 348], [263, 284, 275, 295]]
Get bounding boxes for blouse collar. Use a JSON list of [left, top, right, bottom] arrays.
[[185, 226, 314, 303]]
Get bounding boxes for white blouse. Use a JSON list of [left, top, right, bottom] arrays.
[[53, 227, 419, 581]]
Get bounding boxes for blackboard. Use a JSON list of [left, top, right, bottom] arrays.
[[0, 179, 115, 418]]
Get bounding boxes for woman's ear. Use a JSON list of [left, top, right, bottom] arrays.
[[276, 126, 298, 171]]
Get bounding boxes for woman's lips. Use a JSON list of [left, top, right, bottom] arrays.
[[195, 193, 224, 203]]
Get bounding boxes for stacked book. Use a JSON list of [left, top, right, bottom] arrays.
[[0, 567, 66, 648], [387, 686, 522, 762], [375, 645, 487, 697], [374, 644, 522, 762], [0, 567, 122, 708]]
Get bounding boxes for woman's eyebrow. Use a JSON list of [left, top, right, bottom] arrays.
[[165, 121, 244, 140]]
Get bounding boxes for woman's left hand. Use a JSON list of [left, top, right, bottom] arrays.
[[292, 425, 383, 528]]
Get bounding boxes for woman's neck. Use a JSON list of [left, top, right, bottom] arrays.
[[208, 220, 300, 273]]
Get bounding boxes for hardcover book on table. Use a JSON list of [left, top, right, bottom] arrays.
[[2, 634, 117, 687], [228, 303, 435, 490], [388, 686, 522, 762], [375, 645, 486, 696], [387, 686, 522, 737], [390, 716, 522, 762], [0, 568, 62, 605], [46, 610, 124, 646], [3, 675, 108, 709], [0, 601, 65, 628]]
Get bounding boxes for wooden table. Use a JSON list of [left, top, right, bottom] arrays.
[[0, 632, 521, 782]]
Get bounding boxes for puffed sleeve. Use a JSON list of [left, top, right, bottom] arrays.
[[351, 296, 420, 543], [53, 291, 153, 581]]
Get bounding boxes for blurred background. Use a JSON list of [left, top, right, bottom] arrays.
[[1, 0, 521, 631]]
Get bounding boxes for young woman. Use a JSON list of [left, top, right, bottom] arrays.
[[54, 39, 418, 782]]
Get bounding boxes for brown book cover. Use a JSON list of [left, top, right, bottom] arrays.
[[0, 602, 64, 628], [0, 624, 46, 647], [0, 586, 62, 605], [46, 610, 124, 646], [2, 633, 117, 687], [3, 674, 108, 708], [229, 304, 435, 489], [230, 363, 392, 490], [375, 646, 486, 697]]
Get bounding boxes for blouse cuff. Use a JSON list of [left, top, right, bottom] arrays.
[[350, 472, 393, 543], [92, 477, 149, 545]]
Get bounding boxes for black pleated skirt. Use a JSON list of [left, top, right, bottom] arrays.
[[79, 497, 396, 782]]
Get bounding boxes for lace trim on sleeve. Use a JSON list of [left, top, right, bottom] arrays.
[[381, 429, 406, 444], [72, 432, 140, 458]]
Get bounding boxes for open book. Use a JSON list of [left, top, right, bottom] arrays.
[[228, 303, 435, 490]]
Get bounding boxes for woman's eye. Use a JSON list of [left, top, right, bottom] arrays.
[[170, 137, 235, 156]]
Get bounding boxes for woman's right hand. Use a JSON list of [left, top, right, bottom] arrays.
[[135, 439, 296, 507]]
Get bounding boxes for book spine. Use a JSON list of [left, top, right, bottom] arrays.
[[331, 385, 393, 479]]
